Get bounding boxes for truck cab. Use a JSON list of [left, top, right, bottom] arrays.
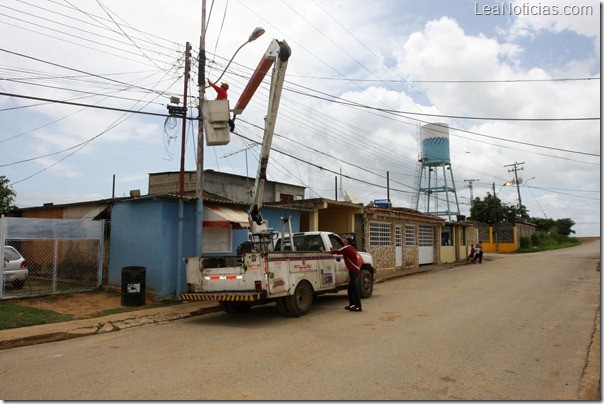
[[274, 231, 376, 298]]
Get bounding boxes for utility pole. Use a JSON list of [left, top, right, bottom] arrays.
[[179, 42, 191, 196], [464, 179, 480, 209], [504, 162, 524, 213], [387, 171, 390, 202], [492, 182, 498, 251], [195, 0, 206, 255]]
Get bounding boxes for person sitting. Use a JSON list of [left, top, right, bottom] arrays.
[[472, 241, 484, 264], [466, 244, 475, 264]]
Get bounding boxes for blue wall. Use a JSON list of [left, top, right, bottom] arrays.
[[108, 198, 300, 298], [109, 198, 196, 299]]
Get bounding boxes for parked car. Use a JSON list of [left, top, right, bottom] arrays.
[[3, 246, 28, 289]]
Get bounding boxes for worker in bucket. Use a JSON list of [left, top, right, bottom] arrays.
[[208, 79, 229, 100]]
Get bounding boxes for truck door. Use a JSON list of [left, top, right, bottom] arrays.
[[327, 234, 349, 284]]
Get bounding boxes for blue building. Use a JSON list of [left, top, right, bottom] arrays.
[[108, 195, 301, 298]]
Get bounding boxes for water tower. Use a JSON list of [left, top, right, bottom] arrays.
[[414, 123, 461, 221]]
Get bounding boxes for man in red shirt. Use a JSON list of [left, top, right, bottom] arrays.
[[208, 79, 228, 100], [328, 236, 364, 312]]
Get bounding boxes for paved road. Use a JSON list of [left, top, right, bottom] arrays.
[[0, 240, 599, 400]]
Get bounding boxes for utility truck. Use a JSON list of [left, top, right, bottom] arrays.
[[179, 38, 376, 317]]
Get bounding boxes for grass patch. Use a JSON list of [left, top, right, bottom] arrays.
[[516, 240, 580, 253], [517, 233, 581, 253], [0, 301, 73, 330]]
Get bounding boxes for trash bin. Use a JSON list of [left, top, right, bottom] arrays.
[[121, 266, 146, 306]]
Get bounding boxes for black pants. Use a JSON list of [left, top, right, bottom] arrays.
[[473, 251, 483, 263], [348, 271, 362, 308]]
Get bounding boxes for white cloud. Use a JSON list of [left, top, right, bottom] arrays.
[[501, 0, 600, 39], [1, 0, 599, 235]]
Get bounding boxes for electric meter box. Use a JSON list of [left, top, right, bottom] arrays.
[[203, 100, 231, 146]]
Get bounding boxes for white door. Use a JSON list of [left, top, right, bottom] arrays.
[[395, 225, 403, 267], [418, 225, 434, 264]]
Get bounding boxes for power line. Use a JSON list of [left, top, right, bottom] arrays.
[[287, 74, 601, 84]]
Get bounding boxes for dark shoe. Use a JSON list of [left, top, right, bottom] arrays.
[[345, 305, 353, 310], [348, 305, 362, 312]]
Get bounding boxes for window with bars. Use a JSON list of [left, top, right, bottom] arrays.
[[369, 222, 392, 246], [419, 225, 434, 247], [202, 227, 232, 253], [405, 225, 416, 246]]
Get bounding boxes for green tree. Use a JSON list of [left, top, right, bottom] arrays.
[[530, 217, 575, 237], [554, 218, 576, 236], [470, 193, 528, 225], [0, 176, 17, 214]]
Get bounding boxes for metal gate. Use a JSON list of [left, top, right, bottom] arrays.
[[418, 225, 434, 264], [0, 216, 104, 299]]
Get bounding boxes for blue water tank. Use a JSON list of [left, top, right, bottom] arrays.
[[421, 123, 450, 164]]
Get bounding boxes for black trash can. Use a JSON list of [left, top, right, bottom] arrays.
[[121, 266, 146, 306]]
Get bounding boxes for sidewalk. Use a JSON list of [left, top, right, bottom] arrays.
[[0, 261, 463, 350]]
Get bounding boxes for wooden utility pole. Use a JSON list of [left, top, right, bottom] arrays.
[[179, 42, 191, 196], [492, 182, 499, 251], [504, 162, 524, 212], [464, 179, 479, 209], [195, 1, 206, 255]]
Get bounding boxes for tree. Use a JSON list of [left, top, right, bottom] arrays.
[[555, 218, 576, 236], [0, 176, 17, 214], [470, 193, 528, 225], [530, 217, 575, 237]]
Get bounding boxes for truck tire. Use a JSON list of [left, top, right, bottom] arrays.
[[285, 281, 313, 317], [358, 269, 374, 298], [218, 301, 234, 313], [276, 297, 290, 316], [221, 301, 251, 314]]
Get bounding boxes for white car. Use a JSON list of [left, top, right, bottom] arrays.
[[3, 246, 28, 289]]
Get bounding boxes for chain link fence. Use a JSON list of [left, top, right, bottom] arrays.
[[1, 217, 104, 299]]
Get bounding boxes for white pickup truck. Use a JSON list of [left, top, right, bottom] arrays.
[[180, 231, 376, 317]]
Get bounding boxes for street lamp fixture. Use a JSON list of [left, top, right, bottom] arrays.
[[212, 27, 265, 85], [498, 181, 512, 194]]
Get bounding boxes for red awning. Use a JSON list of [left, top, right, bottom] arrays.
[[203, 205, 249, 229]]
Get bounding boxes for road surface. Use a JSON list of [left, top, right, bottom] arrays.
[[0, 239, 599, 400]]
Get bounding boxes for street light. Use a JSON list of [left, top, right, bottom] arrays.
[[522, 177, 536, 187], [498, 181, 512, 195], [211, 27, 265, 85]]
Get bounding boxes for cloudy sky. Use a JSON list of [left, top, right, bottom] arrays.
[[0, 0, 600, 236]]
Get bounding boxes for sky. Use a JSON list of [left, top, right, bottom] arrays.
[[0, 0, 600, 236]]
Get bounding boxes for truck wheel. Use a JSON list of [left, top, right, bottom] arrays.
[[228, 302, 251, 313], [218, 301, 234, 313], [221, 301, 251, 314], [358, 269, 373, 298], [285, 281, 313, 317], [276, 298, 290, 316]]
